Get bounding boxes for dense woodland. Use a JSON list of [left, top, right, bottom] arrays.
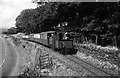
[[3, 2, 120, 48]]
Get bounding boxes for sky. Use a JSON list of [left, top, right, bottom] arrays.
[[0, 0, 37, 28], [0, 0, 118, 29]]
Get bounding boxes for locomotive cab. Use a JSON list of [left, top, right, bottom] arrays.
[[40, 31, 77, 55], [54, 32, 77, 54]]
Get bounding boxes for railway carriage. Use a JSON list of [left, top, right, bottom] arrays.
[[22, 31, 77, 55], [33, 34, 40, 42], [40, 32, 49, 46], [29, 34, 35, 41]]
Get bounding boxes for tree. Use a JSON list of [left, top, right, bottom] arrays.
[[15, 9, 40, 34], [5, 27, 18, 34], [15, 2, 120, 48]]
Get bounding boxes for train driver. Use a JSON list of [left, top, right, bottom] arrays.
[[63, 32, 68, 40]]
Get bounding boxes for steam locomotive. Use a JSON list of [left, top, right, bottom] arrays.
[[22, 31, 77, 55]]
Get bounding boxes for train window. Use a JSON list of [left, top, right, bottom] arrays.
[[49, 34, 53, 40], [44, 34, 47, 39], [48, 33, 51, 38], [51, 34, 53, 37], [41, 34, 43, 39], [59, 32, 70, 40], [40, 34, 41, 39], [59, 33, 63, 40], [48, 33, 53, 38]]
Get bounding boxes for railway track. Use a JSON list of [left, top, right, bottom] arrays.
[[21, 39, 118, 77], [66, 55, 118, 78]]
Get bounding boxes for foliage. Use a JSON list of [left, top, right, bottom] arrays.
[[3, 27, 18, 34], [14, 2, 120, 47], [15, 9, 40, 34]]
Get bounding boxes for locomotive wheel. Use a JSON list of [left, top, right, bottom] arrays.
[[62, 49, 67, 55], [58, 49, 64, 54]]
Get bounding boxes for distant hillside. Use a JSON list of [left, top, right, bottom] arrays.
[[0, 28, 8, 34]]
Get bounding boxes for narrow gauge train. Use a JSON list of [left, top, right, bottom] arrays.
[[22, 31, 77, 55]]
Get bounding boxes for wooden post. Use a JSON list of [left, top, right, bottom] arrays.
[[102, 38, 104, 46], [95, 35, 98, 45], [114, 35, 117, 47]]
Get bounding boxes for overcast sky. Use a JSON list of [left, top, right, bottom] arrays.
[[0, 0, 36, 28]]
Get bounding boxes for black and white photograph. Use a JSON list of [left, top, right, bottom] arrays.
[[0, 0, 120, 78]]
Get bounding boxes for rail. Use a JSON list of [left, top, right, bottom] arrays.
[[66, 55, 117, 77], [21, 38, 118, 77]]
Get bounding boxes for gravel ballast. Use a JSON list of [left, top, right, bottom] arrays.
[[9, 38, 95, 77], [75, 43, 119, 76]]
